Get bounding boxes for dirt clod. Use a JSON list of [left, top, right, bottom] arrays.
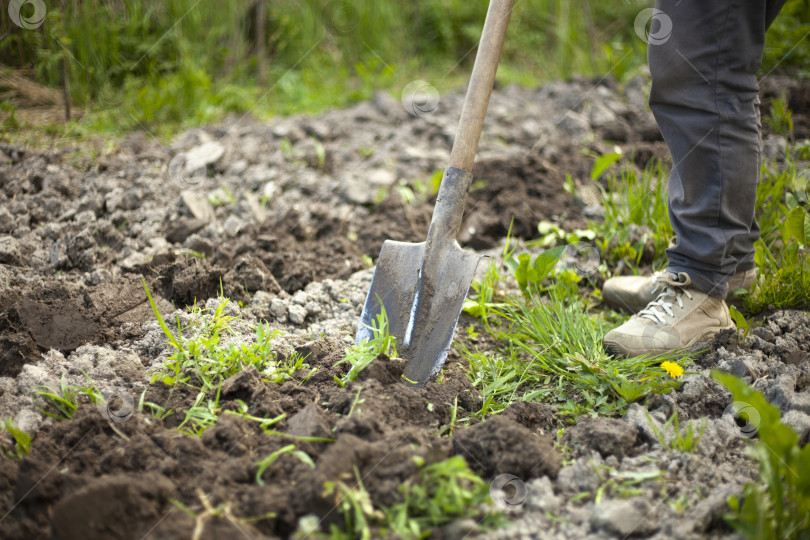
[[452, 416, 562, 480]]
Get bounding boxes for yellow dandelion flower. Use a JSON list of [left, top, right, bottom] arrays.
[[661, 361, 684, 379]]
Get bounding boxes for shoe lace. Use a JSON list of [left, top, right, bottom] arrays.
[[638, 272, 693, 325]]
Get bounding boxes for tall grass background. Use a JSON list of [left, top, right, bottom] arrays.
[[1, 0, 809, 135]]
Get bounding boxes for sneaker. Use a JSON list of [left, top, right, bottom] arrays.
[[603, 272, 734, 358], [602, 268, 757, 314]]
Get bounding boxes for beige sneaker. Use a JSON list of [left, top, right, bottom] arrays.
[[602, 268, 757, 314], [603, 272, 734, 358]]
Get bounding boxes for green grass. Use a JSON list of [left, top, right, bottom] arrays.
[[592, 157, 672, 270], [32, 372, 105, 421], [744, 159, 810, 312], [463, 258, 687, 419], [144, 280, 312, 392], [320, 456, 502, 539], [335, 302, 398, 386]]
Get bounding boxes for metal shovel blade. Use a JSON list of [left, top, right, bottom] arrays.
[[356, 167, 483, 385], [354, 0, 514, 384]]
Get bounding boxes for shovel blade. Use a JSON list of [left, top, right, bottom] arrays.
[[357, 239, 482, 385]]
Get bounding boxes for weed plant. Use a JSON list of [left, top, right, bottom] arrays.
[[645, 409, 707, 453], [1, 419, 32, 459], [336, 304, 398, 386], [32, 373, 105, 421], [715, 372, 810, 540], [144, 280, 309, 391], [583, 467, 662, 505], [323, 456, 499, 539]]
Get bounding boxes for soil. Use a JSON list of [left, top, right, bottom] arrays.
[[0, 74, 809, 539]]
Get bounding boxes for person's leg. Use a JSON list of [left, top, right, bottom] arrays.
[[649, 0, 786, 298], [730, 0, 788, 274], [603, 0, 787, 357]]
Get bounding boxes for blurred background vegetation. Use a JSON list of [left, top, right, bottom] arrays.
[[1, 0, 809, 137]]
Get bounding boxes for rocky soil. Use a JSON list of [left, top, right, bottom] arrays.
[[0, 72, 809, 539]]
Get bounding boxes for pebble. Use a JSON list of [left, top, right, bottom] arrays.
[[590, 498, 658, 537], [288, 304, 307, 325], [782, 409, 810, 439], [556, 454, 602, 493], [179, 190, 214, 221], [270, 299, 289, 322], [16, 364, 56, 395]]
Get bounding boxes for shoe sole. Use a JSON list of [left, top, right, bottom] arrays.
[[603, 325, 733, 359]]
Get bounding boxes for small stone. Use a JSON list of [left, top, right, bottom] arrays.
[[286, 403, 331, 439], [775, 335, 802, 365], [791, 393, 810, 415], [223, 215, 245, 237], [302, 120, 330, 141], [17, 364, 56, 395], [270, 299, 288, 322], [250, 290, 274, 308], [367, 168, 396, 187], [372, 91, 405, 120], [558, 111, 592, 142], [288, 304, 307, 325], [304, 301, 322, 317], [556, 455, 601, 493], [226, 159, 248, 176], [90, 269, 112, 285], [104, 189, 124, 213], [764, 375, 795, 411], [74, 210, 96, 224], [526, 476, 560, 514], [590, 498, 659, 537], [0, 206, 15, 233], [782, 410, 810, 440], [165, 217, 206, 244], [235, 192, 267, 223], [179, 190, 214, 221], [679, 375, 708, 404], [14, 408, 42, 435], [751, 326, 776, 343], [184, 234, 214, 258], [717, 357, 749, 379], [0, 235, 23, 265], [438, 519, 479, 540], [182, 141, 225, 173], [262, 181, 279, 200]]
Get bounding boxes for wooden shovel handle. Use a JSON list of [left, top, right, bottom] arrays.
[[448, 0, 514, 172]]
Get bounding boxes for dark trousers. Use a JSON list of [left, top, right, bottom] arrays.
[[649, 0, 787, 297]]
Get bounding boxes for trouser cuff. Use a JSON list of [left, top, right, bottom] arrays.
[[666, 265, 728, 299]]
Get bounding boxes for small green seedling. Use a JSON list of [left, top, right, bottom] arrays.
[[1, 418, 32, 458], [645, 408, 707, 453]]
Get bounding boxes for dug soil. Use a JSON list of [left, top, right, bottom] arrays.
[[0, 74, 809, 539]]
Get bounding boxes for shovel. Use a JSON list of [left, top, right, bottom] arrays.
[[356, 0, 514, 385]]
